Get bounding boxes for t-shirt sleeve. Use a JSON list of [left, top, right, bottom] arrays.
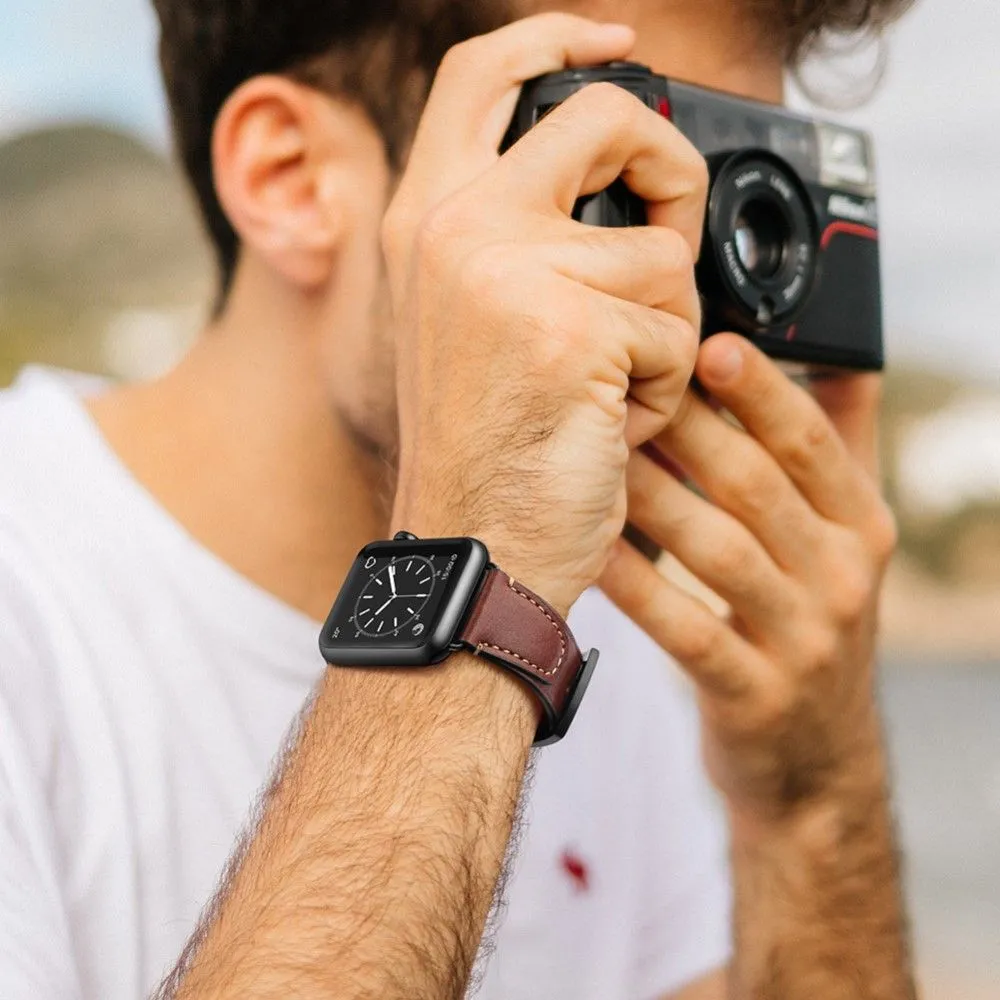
[[632, 664, 732, 1000], [0, 607, 82, 998]]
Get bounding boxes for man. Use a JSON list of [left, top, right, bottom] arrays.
[[0, 0, 916, 997]]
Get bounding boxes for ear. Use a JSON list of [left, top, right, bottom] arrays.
[[212, 75, 374, 289]]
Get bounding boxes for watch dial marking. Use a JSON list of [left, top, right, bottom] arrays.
[[354, 555, 437, 638]]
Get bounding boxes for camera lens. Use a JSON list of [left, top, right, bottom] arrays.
[[699, 150, 818, 331], [733, 198, 790, 280]]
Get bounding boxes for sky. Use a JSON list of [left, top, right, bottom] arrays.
[[1, 0, 998, 381]]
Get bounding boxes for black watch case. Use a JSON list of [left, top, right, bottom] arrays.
[[319, 536, 490, 667]]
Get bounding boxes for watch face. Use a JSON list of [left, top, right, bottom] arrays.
[[319, 537, 490, 667], [354, 555, 437, 639]]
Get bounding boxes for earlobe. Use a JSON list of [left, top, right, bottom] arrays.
[[212, 76, 343, 289]]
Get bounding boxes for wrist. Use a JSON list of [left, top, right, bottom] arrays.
[[389, 514, 578, 618], [727, 734, 892, 851], [324, 525, 597, 746], [327, 650, 541, 753]]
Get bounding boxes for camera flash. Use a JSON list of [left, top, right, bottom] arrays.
[[817, 124, 876, 194]]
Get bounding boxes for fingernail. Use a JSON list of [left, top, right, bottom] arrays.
[[703, 340, 743, 383]]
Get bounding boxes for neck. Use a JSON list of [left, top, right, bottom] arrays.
[[90, 259, 391, 622], [90, 3, 784, 623]]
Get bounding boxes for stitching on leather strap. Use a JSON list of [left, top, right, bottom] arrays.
[[506, 573, 567, 673], [477, 642, 556, 676]]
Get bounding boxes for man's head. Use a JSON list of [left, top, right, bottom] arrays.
[[152, 0, 911, 450]]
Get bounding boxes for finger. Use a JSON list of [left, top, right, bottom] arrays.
[[407, 15, 635, 192], [546, 223, 702, 440], [598, 538, 769, 698], [654, 390, 826, 572], [809, 372, 883, 480], [542, 222, 700, 327], [571, 286, 698, 446], [497, 81, 709, 257], [695, 334, 885, 530], [625, 450, 800, 634]]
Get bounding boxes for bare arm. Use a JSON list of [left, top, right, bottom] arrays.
[[665, 759, 910, 1000], [607, 337, 915, 1000], [155, 13, 707, 999], [159, 660, 536, 1000], [726, 744, 911, 998]]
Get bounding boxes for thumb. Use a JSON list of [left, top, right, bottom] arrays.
[[810, 372, 883, 480]]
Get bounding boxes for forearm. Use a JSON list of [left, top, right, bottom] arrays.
[[160, 655, 537, 1000], [727, 729, 916, 1000]]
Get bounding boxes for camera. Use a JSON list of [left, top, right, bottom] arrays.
[[505, 62, 884, 371]]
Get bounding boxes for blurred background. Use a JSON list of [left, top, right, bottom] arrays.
[[1, 0, 997, 995]]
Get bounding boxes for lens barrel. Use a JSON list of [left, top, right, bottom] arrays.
[[698, 150, 818, 330]]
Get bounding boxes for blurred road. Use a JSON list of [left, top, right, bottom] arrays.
[[881, 661, 1000, 996]]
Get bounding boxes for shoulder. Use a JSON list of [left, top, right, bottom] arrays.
[[0, 367, 131, 592], [0, 368, 104, 522], [0, 370, 112, 766]]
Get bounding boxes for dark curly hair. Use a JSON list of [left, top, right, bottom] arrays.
[[758, 0, 914, 60], [152, 0, 913, 295]]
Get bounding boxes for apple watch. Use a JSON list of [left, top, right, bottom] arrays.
[[319, 532, 599, 746]]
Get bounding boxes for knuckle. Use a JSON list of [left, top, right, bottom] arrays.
[[452, 240, 515, 301], [524, 311, 578, 372], [693, 152, 710, 193], [828, 555, 875, 624], [630, 301, 670, 353], [680, 146, 710, 196], [704, 535, 757, 584], [795, 625, 840, 676], [868, 501, 899, 563], [782, 412, 835, 475], [720, 450, 780, 512], [438, 38, 479, 76], [657, 127, 709, 197], [751, 679, 796, 730], [803, 411, 835, 451], [579, 81, 641, 126], [412, 197, 472, 264], [673, 319, 700, 371], [676, 618, 724, 668], [654, 227, 695, 275]]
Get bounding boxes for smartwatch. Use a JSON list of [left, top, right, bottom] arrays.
[[319, 532, 599, 746]]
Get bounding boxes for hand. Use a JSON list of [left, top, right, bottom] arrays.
[[600, 334, 898, 822], [382, 13, 708, 614]]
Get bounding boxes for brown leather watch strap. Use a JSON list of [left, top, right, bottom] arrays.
[[458, 568, 599, 746]]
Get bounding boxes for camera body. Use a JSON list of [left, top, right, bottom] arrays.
[[505, 62, 884, 371]]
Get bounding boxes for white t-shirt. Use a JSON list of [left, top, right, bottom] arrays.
[[0, 367, 731, 1000]]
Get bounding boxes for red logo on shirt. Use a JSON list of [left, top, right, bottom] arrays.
[[560, 850, 590, 893]]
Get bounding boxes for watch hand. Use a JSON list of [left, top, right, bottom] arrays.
[[375, 598, 394, 615], [388, 563, 397, 596]]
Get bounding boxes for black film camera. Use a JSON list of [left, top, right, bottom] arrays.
[[505, 62, 884, 371]]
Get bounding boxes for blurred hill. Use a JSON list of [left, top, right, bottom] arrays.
[[0, 123, 213, 383], [1, 123, 998, 656]]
